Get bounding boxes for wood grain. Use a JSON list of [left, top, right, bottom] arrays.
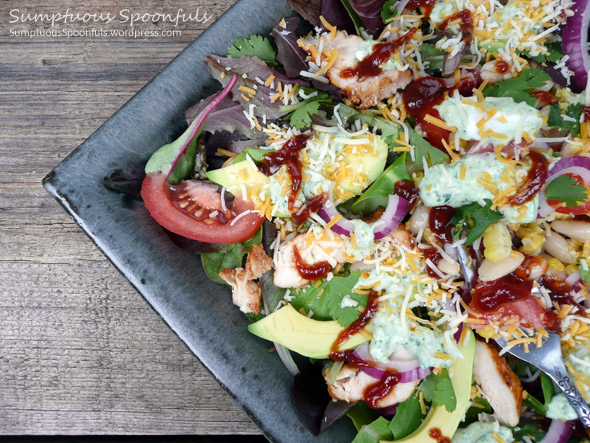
[[0, 0, 263, 435]]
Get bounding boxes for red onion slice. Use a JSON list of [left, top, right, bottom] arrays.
[[317, 199, 354, 236], [351, 343, 432, 382], [538, 156, 590, 217], [539, 419, 574, 443], [371, 195, 410, 240], [562, 0, 590, 92], [318, 195, 409, 240]]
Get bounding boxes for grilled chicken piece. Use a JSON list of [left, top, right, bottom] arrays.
[[299, 31, 413, 109], [220, 244, 273, 314], [325, 364, 419, 407], [273, 234, 348, 288], [473, 339, 523, 427]]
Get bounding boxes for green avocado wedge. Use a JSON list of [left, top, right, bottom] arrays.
[[206, 160, 269, 196], [248, 304, 372, 359], [388, 329, 476, 442]]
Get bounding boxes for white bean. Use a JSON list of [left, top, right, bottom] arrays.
[[408, 205, 429, 235], [551, 220, 590, 243], [543, 231, 577, 264], [438, 258, 460, 276], [478, 251, 525, 282]]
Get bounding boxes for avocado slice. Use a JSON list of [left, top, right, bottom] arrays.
[[248, 304, 372, 359], [336, 134, 388, 197], [389, 330, 476, 442], [205, 160, 269, 197]]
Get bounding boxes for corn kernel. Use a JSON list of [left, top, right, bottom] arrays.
[[483, 223, 512, 263], [478, 326, 495, 339], [566, 264, 578, 275], [519, 233, 544, 255], [548, 258, 565, 271]]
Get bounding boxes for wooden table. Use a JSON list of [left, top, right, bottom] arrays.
[[0, 0, 262, 436]]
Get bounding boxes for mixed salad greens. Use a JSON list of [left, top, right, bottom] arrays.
[[136, 0, 590, 440]]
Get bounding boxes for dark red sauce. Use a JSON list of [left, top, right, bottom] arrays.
[[540, 276, 587, 316], [439, 10, 473, 47], [514, 255, 548, 281], [402, 73, 481, 150], [293, 245, 330, 281], [394, 179, 419, 211], [331, 291, 379, 353], [260, 134, 311, 210], [341, 27, 417, 80], [494, 60, 510, 74], [291, 193, 328, 225], [582, 106, 590, 121], [403, 76, 449, 120], [471, 274, 533, 313], [429, 205, 456, 244], [330, 292, 401, 408], [530, 90, 557, 107], [405, 0, 437, 18], [423, 247, 443, 279], [506, 151, 548, 205], [428, 428, 451, 443]]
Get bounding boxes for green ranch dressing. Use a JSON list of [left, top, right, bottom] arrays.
[[418, 152, 538, 223]]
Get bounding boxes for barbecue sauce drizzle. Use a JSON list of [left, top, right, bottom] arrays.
[[329, 292, 402, 408]]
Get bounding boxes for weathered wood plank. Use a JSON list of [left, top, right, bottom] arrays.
[[0, 0, 264, 435]]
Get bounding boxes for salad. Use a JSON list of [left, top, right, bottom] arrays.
[[137, 0, 590, 441]]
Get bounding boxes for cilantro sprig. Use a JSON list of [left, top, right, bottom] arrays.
[[451, 200, 503, 245], [418, 368, 457, 412], [483, 68, 551, 106], [227, 34, 277, 67], [281, 88, 332, 129], [548, 103, 582, 136], [546, 175, 588, 208]]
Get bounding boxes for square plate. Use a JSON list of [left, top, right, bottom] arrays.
[[42, 0, 356, 441]]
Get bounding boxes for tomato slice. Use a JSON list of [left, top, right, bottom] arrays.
[[141, 173, 264, 243], [500, 296, 559, 331], [547, 173, 590, 215]]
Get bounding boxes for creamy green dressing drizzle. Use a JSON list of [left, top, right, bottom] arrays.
[[418, 152, 538, 223], [451, 422, 514, 443]]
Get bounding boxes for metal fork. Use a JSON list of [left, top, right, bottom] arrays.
[[455, 244, 590, 431]]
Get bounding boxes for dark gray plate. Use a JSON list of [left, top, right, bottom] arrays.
[[42, 0, 356, 442]]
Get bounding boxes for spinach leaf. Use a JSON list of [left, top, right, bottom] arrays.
[[290, 270, 365, 327], [351, 153, 411, 215], [409, 127, 449, 168], [232, 147, 266, 164], [523, 390, 548, 415], [200, 227, 263, 284], [347, 402, 380, 431], [389, 391, 425, 439], [541, 373, 555, 406], [352, 416, 394, 443]]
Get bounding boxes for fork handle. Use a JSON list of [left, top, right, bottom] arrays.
[[546, 363, 590, 431]]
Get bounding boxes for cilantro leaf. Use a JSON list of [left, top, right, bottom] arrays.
[[381, 0, 398, 23], [409, 127, 449, 168], [578, 258, 590, 284], [451, 200, 503, 245], [419, 43, 447, 71], [546, 175, 588, 208], [201, 227, 263, 284], [483, 68, 551, 106], [389, 392, 425, 439], [227, 35, 277, 67], [352, 416, 394, 443], [282, 88, 332, 129], [548, 103, 582, 135], [521, 42, 564, 64], [290, 270, 365, 327], [418, 369, 456, 412]]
